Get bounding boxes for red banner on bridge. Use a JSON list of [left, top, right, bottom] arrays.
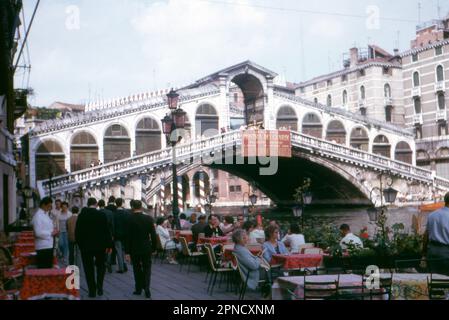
[[242, 130, 292, 158]]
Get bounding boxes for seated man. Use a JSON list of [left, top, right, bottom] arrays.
[[339, 224, 363, 250], [232, 229, 270, 294], [204, 214, 224, 238]]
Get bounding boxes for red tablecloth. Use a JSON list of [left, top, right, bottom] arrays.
[[13, 243, 35, 258], [271, 254, 323, 270], [20, 268, 80, 300], [16, 238, 35, 245], [223, 246, 262, 262], [175, 231, 193, 243], [198, 236, 230, 245]]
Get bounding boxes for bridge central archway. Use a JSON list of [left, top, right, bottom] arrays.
[[231, 74, 265, 126]]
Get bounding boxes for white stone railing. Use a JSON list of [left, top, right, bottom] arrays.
[[38, 129, 449, 197], [274, 91, 415, 138]]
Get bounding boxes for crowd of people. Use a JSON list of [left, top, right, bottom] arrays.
[[30, 191, 449, 300]]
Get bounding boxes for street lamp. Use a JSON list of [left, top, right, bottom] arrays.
[[161, 89, 187, 230], [205, 192, 217, 215], [293, 178, 313, 229], [47, 162, 55, 199]]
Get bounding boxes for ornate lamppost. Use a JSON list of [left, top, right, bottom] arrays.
[[205, 192, 217, 215], [161, 89, 187, 229], [366, 172, 398, 245], [293, 178, 313, 229]]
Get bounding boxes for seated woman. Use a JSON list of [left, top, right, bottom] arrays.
[[156, 217, 181, 264], [232, 229, 269, 291], [281, 223, 305, 253], [263, 225, 289, 263]]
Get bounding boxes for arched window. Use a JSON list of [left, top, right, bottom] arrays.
[[385, 106, 393, 123], [136, 118, 161, 155], [35, 140, 66, 180], [70, 132, 98, 171], [414, 98, 422, 114], [436, 148, 449, 179], [103, 124, 130, 163], [342, 90, 348, 106], [327, 95, 332, 107], [413, 71, 420, 87], [350, 127, 369, 151], [372, 135, 391, 158], [325, 120, 346, 145], [302, 113, 322, 138], [436, 65, 444, 82], [195, 104, 219, 138], [416, 150, 431, 170], [313, 97, 318, 104], [438, 93, 446, 110], [395, 142, 413, 164], [276, 106, 298, 131], [360, 86, 366, 100], [384, 84, 391, 98]]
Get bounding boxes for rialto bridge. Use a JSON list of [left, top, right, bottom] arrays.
[[28, 61, 449, 211]]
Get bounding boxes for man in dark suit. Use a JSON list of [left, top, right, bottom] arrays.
[[75, 198, 113, 298], [99, 199, 115, 273], [124, 200, 157, 299], [114, 198, 130, 273], [105, 196, 117, 268]]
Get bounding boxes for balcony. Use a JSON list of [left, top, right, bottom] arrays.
[[384, 97, 393, 106], [435, 81, 446, 93], [413, 113, 423, 125], [412, 87, 421, 97], [436, 109, 447, 122]]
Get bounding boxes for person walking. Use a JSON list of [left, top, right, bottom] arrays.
[[124, 200, 157, 299], [106, 196, 118, 268], [113, 198, 129, 273], [57, 202, 72, 265], [75, 198, 113, 298], [423, 192, 449, 275], [32, 197, 57, 269], [99, 199, 115, 273], [66, 206, 79, 266]]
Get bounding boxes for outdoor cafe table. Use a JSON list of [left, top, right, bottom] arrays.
[[17, 252, 58, 269], [13, 243, 35, 258], [175, 230, 193, 243], [271, 254, 323, 270], [271, 273, 449, 300], [222, 245, 263, 267], [198, 236, 230, 246], [20, 268, 80, 300]]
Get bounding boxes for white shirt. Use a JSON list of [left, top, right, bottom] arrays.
[[156, 225, 171, 248], [340, 233, 364, 250], [32, 208, 54, 250], [282, 234, 306, 253], [249, 229, 265, 244]]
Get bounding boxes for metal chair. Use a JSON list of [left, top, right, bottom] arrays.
[[178, 236, 205, 273], [363, 273, 393, 300], [337, 275, 367, 300], [232, 252, 268, 300], [204, 245, 234, 296], [427, 275, 449, 300]]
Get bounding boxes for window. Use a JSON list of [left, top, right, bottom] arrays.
[[414, 98, 422, 114], [413, 71, 420, 87], [327, 94, 332, 107], [436, 46, 443, 56], [229, 186, 235, 192], [439, 123, 448, 136], [300, 87, 305, 94], [412, 53, 418, 62], [384, 84, 391, 98], [342, 90, 348, 105], [383, 67, 392, 75], [213, 186, 219, 193], [438, 93, 446, 110], [415, 125, 422, 139], [341, 74, 348, 82], [385, 106, 392, 123], [327, 80, 332, 87], [358, 69, 365, 77], [313, 97, 318, 104], [313, 83, 318, 90], [360, 86, 366, 100], [436, 65, 444, 82], [229, 185, 241, 193]]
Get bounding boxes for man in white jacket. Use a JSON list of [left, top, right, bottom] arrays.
[[32, 197, 57, 268]]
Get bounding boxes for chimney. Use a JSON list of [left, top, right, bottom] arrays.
[[350, 48, 359, 67]]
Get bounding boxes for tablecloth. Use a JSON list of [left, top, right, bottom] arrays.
[[198, 236, 230, 245], [20, 268, 80, 300], [13, 243, 35, 258], [271, 254, 323, 270], [175, 231, 193, 243]]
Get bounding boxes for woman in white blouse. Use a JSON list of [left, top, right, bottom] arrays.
[[281, 223, 305, 254], [156, 217, 181, 264]]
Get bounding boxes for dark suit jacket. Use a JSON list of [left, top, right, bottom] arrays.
[[124, 212, 157, 255], [100, 208, 115, 239], [75, 207, 113, 252], [113, 208, 130, 240], [204, 224, 224, 238]]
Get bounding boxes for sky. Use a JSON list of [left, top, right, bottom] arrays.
[[16, 0, 449, 107]]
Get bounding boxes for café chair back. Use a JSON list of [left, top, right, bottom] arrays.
[[303, 275, 339, 300], [178, 236, 205, 273], [232, 253, 268, 300], [303, 248, 323, 255], [299, 243, 315, 253], [427, 275, 449, 300], [363, 273, 393, 300], [205, 245, 233, 296]]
